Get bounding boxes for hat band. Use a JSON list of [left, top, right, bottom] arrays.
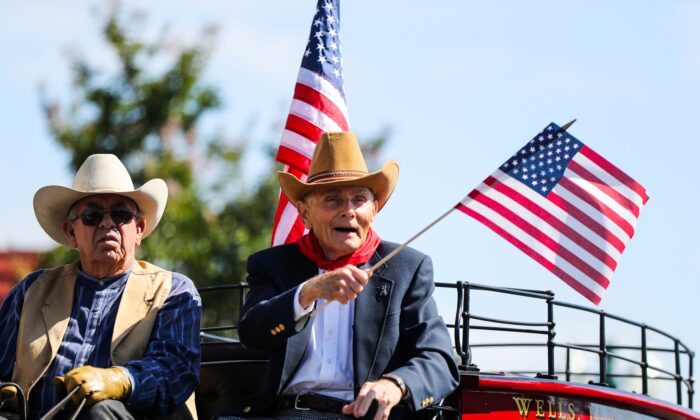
[[306, 170, 369, 183]]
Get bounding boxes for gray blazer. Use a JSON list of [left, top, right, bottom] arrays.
[[223, 241, 459, 416]]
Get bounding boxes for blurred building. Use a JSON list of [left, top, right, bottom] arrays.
[[0, 251, 39, 302]]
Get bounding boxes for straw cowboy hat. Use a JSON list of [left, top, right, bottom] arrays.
[[278, 131, 399, 210], [33, 154, 168, 247]]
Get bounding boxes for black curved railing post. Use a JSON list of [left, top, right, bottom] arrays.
[[641, 325, 648, 395], [453, 281, 465, 366], [675, 340, 682, 405], [565, 347, 571, 382], [689, 351, 695, 409], [598, 311, 607, 386], [640, 324, 649, 395], [461, 282, 478, 372], [463, 282, 471, 359], [547, 295, 555, 378]]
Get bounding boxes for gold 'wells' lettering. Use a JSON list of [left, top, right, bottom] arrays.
[[513, 396, 582, 419]]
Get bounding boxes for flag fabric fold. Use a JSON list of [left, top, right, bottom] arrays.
[[456, 123, 649, 304], [272, 0, 350, 246]]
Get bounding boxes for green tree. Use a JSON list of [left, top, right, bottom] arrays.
[[39, 7, 267, 331]]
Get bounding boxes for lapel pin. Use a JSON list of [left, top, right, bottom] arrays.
[[376, 284, 389, 298]]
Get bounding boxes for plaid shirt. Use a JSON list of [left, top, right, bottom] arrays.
[[0, 265, 201, 419]]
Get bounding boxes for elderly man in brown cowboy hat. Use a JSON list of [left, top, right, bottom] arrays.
[[219, 132, 459, 419], [0, 154, 201, 419]]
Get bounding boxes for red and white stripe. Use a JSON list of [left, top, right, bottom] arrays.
[[272, 67, 350, 245], [456, 145, 648, 304]]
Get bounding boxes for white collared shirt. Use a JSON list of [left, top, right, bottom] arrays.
[[284, 272, 355, 400]]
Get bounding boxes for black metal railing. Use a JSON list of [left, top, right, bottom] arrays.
[[198, 283, 248, 335], [196, 280, 696, 410], [439, 281, 696, 409]]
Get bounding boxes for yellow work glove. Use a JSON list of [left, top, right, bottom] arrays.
[[62, 366, 131, 407], [0, 383, 18, 407]]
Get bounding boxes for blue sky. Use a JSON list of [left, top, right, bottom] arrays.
[[1, 0, 698, 409]]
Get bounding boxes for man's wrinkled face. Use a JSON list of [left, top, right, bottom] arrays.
[[298, 186, 378, 260], [62, 194, 145, 275]]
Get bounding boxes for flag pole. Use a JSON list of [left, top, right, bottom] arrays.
[[559, 118, 577, 132], [310, 206, 457, 318]]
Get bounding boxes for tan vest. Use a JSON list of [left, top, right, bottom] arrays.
[[12, 261, 197, 419]]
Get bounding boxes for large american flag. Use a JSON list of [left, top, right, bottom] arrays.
[[456, 123, 648, 304], [271, 0, 350, 246]]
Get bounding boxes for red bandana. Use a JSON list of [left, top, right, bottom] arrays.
[[296, 228, 381, 271]]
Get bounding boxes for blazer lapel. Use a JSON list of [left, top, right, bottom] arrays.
[[278, 320, 313, 393], [278, 256, 318, 393], [353, 251, 393, 386]]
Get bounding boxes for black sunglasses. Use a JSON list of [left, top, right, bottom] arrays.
[[77, 207, 137, 227]]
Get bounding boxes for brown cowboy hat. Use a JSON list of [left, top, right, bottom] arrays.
[[278, 131, 399, 210], [33, 154, 168, 247]]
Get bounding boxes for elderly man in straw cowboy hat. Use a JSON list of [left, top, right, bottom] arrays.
[[219, 132, 459, 420], [0, 154, 201, 419]]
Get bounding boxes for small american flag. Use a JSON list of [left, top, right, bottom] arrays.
[[272, 0, 350, 246], [456, 122, 648, 304]]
